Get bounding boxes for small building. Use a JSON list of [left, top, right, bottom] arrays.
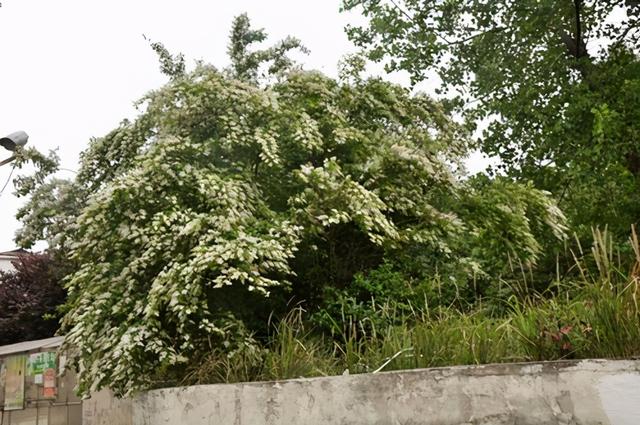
[[0, 250, 29, 273], [0, 336, 81, 425]]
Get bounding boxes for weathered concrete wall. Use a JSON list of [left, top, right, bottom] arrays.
[[83, 389, 132, 425], [83, 359, 640, 425]]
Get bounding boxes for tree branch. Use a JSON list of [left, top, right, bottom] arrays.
[[446, 27, 507, 46], [388, 0, 454, 45], [387, 0, 505, 46], [573, 0, 587, 58]]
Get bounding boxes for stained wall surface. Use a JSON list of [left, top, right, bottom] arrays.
[[83, 359, 640, 425], [0, 340, 81, 425]]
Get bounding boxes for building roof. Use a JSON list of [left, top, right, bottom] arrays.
[[0, 248, 29, 257], [0, 336, 64, 357]]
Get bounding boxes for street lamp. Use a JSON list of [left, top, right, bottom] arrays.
[[0, 131, 29, 167]]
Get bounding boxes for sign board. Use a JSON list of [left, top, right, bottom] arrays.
[[27, 351, 57, 398], [3, 355, 26, 410], [27, 351, 56, 376], [43, 367, 56, 398]]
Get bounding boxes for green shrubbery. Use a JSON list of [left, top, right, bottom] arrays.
[[180, 228, 640, 386]]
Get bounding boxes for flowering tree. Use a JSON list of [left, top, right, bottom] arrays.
[[14, 15, 566, 395]]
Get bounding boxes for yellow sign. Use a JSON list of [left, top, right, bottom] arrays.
[[3, 355, 26, 410]]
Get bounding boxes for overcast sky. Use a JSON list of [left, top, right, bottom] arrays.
[[0, 0, 489, 252]]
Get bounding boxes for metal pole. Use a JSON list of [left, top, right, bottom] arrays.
[[0, 156, 16, 167]]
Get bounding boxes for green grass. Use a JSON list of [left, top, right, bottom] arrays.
[[182, 228, 640, 385]]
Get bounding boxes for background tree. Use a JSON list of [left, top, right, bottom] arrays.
[[0, 253, 67, 345], [342, 0, 640, 238]]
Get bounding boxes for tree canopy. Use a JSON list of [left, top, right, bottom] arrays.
[[13, 15, 565, 395], [343, 0, 640, 236]]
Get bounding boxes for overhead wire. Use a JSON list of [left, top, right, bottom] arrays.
[[0, 164, 17, 198]]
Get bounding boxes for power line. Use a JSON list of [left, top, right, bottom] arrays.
[[0, 164, 17, 198]]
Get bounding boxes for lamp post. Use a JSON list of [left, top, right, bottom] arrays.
[[0, 131, 29, 166]]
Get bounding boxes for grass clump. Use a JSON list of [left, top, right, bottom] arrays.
[[182, 228, 640, 385]]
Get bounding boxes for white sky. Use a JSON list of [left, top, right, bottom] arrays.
[[0, 0, 491, 251]]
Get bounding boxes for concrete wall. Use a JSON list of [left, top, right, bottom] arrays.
[[83, 390, 132, 425], [83, 359, 640, 425]]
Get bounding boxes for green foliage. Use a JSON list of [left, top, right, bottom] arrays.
[[11, 146, 60, 198], [311, 261, 437, 335], [181, 308, 337, 385], [148, 41, 186, 79], [15, 179, 83, 252], [14, 15, 565, 395], [227, 13, 309, 83], [510, 228, 640, 360], [186, 228, 640, 385], [457, 176, 567, 273], [342, 0, 640, 236]]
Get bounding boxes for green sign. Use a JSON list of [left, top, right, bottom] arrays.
[[27, 352, 56, 376]]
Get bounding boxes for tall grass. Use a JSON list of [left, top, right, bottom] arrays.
[[184, 228, 640, 385]]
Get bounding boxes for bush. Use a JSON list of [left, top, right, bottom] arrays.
[[183, 228, 640, 385]]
